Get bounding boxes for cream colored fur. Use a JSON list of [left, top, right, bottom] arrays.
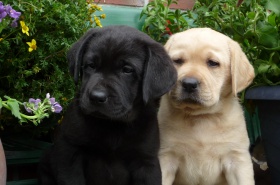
[[158, 28, 255, 185]]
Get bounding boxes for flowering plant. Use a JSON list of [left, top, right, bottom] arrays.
[[141, 0, 280, 87], [0, 93, 62, 126], [140, 0, 190, 43], [0, 0, 104, 133], [0, 1, 21, 31], [86, 0, 106, 28]]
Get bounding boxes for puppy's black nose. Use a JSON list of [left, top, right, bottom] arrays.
[[181, 77, 199, 92], [90, 90, 108, 103]]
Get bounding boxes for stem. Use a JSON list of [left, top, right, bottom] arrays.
[[1, 101, 41, 120]]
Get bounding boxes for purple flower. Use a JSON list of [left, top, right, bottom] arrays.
[[29, 98, 41, 110], [46, 93, 63, 113], [51, 102, 63, 113], [11, 19, 18, 27], [49, 97, 56, 105], [0, 2, 21, 23], [8, 9, 21, 19], [0, 3, 7, 22], [4, 4, 11, 13], [23, 102, 32, 113]]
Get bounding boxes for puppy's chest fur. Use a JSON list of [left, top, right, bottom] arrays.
[[159, 102, 249, 184]]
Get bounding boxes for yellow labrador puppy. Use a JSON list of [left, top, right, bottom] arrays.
[[158, 28, 255, 185]]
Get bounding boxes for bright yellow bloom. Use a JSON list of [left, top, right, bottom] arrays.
[[0, 38, 3, 42], [90, 4, 97, 9], [96, 5, 103, 11], [26, 39, 37, 52], [100, 14, 106, 19], [93, 16, 102, 27], [96, 21, 102, 27], [20, 21, 30, 36]]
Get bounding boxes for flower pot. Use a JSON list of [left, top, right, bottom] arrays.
[[0, 139, 7, 184], [245, 86, 280, 185]]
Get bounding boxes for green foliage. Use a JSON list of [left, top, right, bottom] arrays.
[[141, 0, 280, 87], [3, 96, 21, 121], [186, 0, 280, 86], [140, 0, 191, 43], [0, 0, 92, 129]]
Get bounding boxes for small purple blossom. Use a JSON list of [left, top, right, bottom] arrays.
[[46, 93, 56, 105], [45, 93, 63, 113], [8, 8, 21, 19], [11, 19, 18, 27], [51, 102, 63, 113], [4, 4, 11, 12], [23, 102, 32, 113], [28, 98, 41, 110], [49, 97, 56, 105], [0, 3, 7, 22], [0, 2, 21, 24]]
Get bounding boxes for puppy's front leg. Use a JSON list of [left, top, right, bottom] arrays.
[[39, 140, 86, 185], [159, 153, 179, 185], [223, 154, 255, 185], [131, 158, 162, 185]]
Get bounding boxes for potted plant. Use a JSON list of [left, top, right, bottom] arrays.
[[141, 0, 280, 184]]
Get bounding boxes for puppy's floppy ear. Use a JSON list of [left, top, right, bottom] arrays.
[[142, 44, 177, 104], [229, 40, 255, 96], [67, 28, 97, 85]]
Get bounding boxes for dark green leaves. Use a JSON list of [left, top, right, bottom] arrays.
[[140, 0, 190, 43], [1, 96, 21, 120], [266, 0, 280, 16], [179, 0, 280, 86]]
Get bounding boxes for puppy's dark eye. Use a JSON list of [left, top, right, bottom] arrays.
[[173, 59, 184, 65], [87, 62, 96, 69], [122, 65, 134, 74], [207, 60, 220, 67]]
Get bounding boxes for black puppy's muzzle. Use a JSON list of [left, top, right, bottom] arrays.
[[89, 89, 108, 104], [181, 77, 200, 93]]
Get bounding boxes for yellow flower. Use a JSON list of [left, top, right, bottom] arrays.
[[96, 5, 103, 11], [96, 21, 102, 27], [20, 21, 30, 36], [26, 39, 37, 52], [0, 38, 3, 42], [100, 14, 106, 19]]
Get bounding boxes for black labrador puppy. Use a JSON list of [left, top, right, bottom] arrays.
[[38, 25, 177, 185]]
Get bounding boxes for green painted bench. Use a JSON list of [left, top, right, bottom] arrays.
[[97, 5, 145, 30]]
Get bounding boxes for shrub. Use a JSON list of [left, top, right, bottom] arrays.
[[140, 0, 190, 43], [0, 0, 105, 133], [142, 0, 280, 87]]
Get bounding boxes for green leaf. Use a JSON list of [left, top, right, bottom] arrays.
[[247, 12, 255, 19], [0, 97, 2, 109], [269, 63, 280, 76], [256, 22, 279, 48], [267, 13, 277, 26], [258, 63, 270, 74], [6, 99, 22, 120], [266, 0, 280, 16]]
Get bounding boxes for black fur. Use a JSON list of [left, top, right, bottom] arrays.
[[38, 25, 177, 185]]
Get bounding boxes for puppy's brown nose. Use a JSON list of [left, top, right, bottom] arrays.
[[90, 90, 108, 103], [181, 77, 199, 92]]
